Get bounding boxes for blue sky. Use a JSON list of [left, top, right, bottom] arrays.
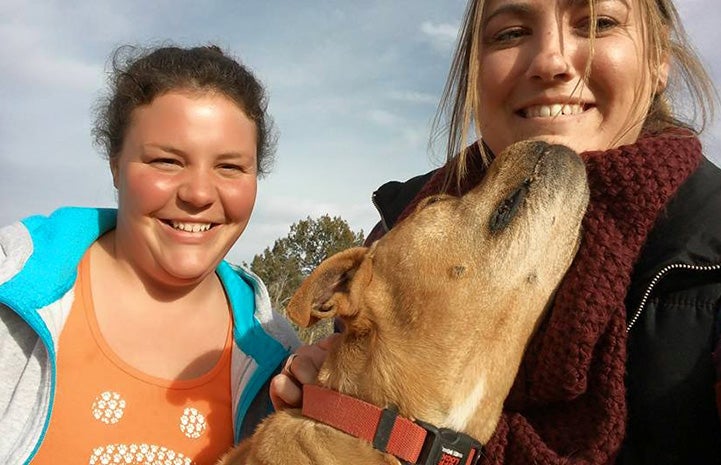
[[1, 0, 720, 264]]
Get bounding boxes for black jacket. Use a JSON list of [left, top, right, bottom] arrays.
[[619, 157, 721, 464], [368, 158, 721, 464]]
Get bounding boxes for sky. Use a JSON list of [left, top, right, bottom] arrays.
[[1, 0, 720, 265]]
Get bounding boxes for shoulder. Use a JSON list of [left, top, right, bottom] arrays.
[[6, 207, 117, 273], [633, 158, 721, 282], [667, 157, 721, 223], [627, 157, 721, 318], [0, 222, 33, 287], [0, 207, 116, 310], [373, 170, 437, 217], [366, 169, 438, 243]]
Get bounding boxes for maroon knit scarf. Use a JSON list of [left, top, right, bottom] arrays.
[[394, 130, 703, 464]]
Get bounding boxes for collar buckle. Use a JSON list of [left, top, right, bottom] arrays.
[[413, 419, 483, 465]]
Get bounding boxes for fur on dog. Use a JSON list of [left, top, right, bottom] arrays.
[[219, 140, 589, 465]]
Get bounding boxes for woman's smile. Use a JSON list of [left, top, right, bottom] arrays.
[[519, 102, 588, 118]]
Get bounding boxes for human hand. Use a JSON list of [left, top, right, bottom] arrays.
[[269, 334, 340, 410]]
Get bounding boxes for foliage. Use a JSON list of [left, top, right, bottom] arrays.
[[248, 215, 365, 342]]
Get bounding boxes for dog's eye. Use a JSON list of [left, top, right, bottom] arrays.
[[489, 184, 528, 232], [417, 194, 449, 210]]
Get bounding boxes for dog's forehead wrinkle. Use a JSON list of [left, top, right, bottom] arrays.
[[449, 265, 467, 278]]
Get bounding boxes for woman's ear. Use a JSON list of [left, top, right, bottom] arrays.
[[654, 24, 672, 95], [110, 158, 119, 189], [655, 54, 670, 94]]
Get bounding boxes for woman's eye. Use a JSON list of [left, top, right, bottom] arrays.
[[577, 16, 619, 36], [491, 27, 528, 44], [150, 158, 182, 168], [218, 164, 247, 175], [596, 17, 619, 32]]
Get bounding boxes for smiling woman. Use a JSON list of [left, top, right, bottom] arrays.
[[0, 45, 300, 465], [271, 1, 721, 464], [370, 0, 721, 463], [109, 92, 259, 288], [477, 0, 665, 154]]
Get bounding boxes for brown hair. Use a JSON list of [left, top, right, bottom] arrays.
[[93, 44, 276, 176], [432, 0, 718, 185]]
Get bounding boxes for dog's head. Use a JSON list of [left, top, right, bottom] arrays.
[[285, 140, 589, 442]]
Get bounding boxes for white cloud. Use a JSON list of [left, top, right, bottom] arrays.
[[0, 24, 101, 91], [420, 21, 459, 52], [367, 109, 405, 127], [388, 90, 438, 104]]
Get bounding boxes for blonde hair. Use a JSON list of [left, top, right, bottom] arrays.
[[432, 0, 718, 187]]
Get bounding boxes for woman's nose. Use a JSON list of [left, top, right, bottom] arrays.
[[177, 168, 216, 208], [526, 29, 575, 83]]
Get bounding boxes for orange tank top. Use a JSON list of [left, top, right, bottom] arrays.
[[31, 252, 235, 465]]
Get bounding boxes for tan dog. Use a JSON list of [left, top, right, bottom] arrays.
[[219, 140, 589, 465]]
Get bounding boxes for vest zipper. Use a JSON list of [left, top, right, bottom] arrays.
[[626, 262, 721, 332]]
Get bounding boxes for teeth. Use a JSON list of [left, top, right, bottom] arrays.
[[524, 104, 584, 118], [170, 221, 212, 233]]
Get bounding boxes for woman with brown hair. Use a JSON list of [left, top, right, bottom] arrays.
[[0, 45, 300, 465]]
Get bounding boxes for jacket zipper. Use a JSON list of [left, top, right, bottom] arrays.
[[627, 262, 721, 332]]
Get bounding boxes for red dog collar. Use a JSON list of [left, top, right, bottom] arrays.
[[301, 384, 482, 465]]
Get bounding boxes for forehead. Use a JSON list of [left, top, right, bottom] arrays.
[[479, 0, 642, 33], [481, 0, 635, 15]]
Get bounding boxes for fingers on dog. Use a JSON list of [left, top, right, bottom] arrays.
[[290, 352, 321, 385], [282, 353, 297, 376], [270, 374, 302, 410]]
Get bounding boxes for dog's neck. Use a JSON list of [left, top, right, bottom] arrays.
[[316, 333, 507, 445], [301, 384, 483, 465]]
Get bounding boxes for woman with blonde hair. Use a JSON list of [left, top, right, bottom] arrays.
[[273, 0, 721, 463]]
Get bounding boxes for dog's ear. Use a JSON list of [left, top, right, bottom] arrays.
[[286, 247, 367, 327]]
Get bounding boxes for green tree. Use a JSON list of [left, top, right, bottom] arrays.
[[249, 215, 365, 342]]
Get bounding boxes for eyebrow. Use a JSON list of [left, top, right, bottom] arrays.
[[145, 143, 187, 157], [144, 143, 250, 160], [482, 0, 627, 28], [482, 2, 533, 29], [565, 0, 630, 8], [216, 151, 251, 161]]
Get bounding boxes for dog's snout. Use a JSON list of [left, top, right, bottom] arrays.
[[530, 140, 551, 156], [489, 183, 528, 232], [528, 140, 575, 158]]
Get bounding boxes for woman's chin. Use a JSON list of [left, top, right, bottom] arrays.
[[156, 260, 220, 287]]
